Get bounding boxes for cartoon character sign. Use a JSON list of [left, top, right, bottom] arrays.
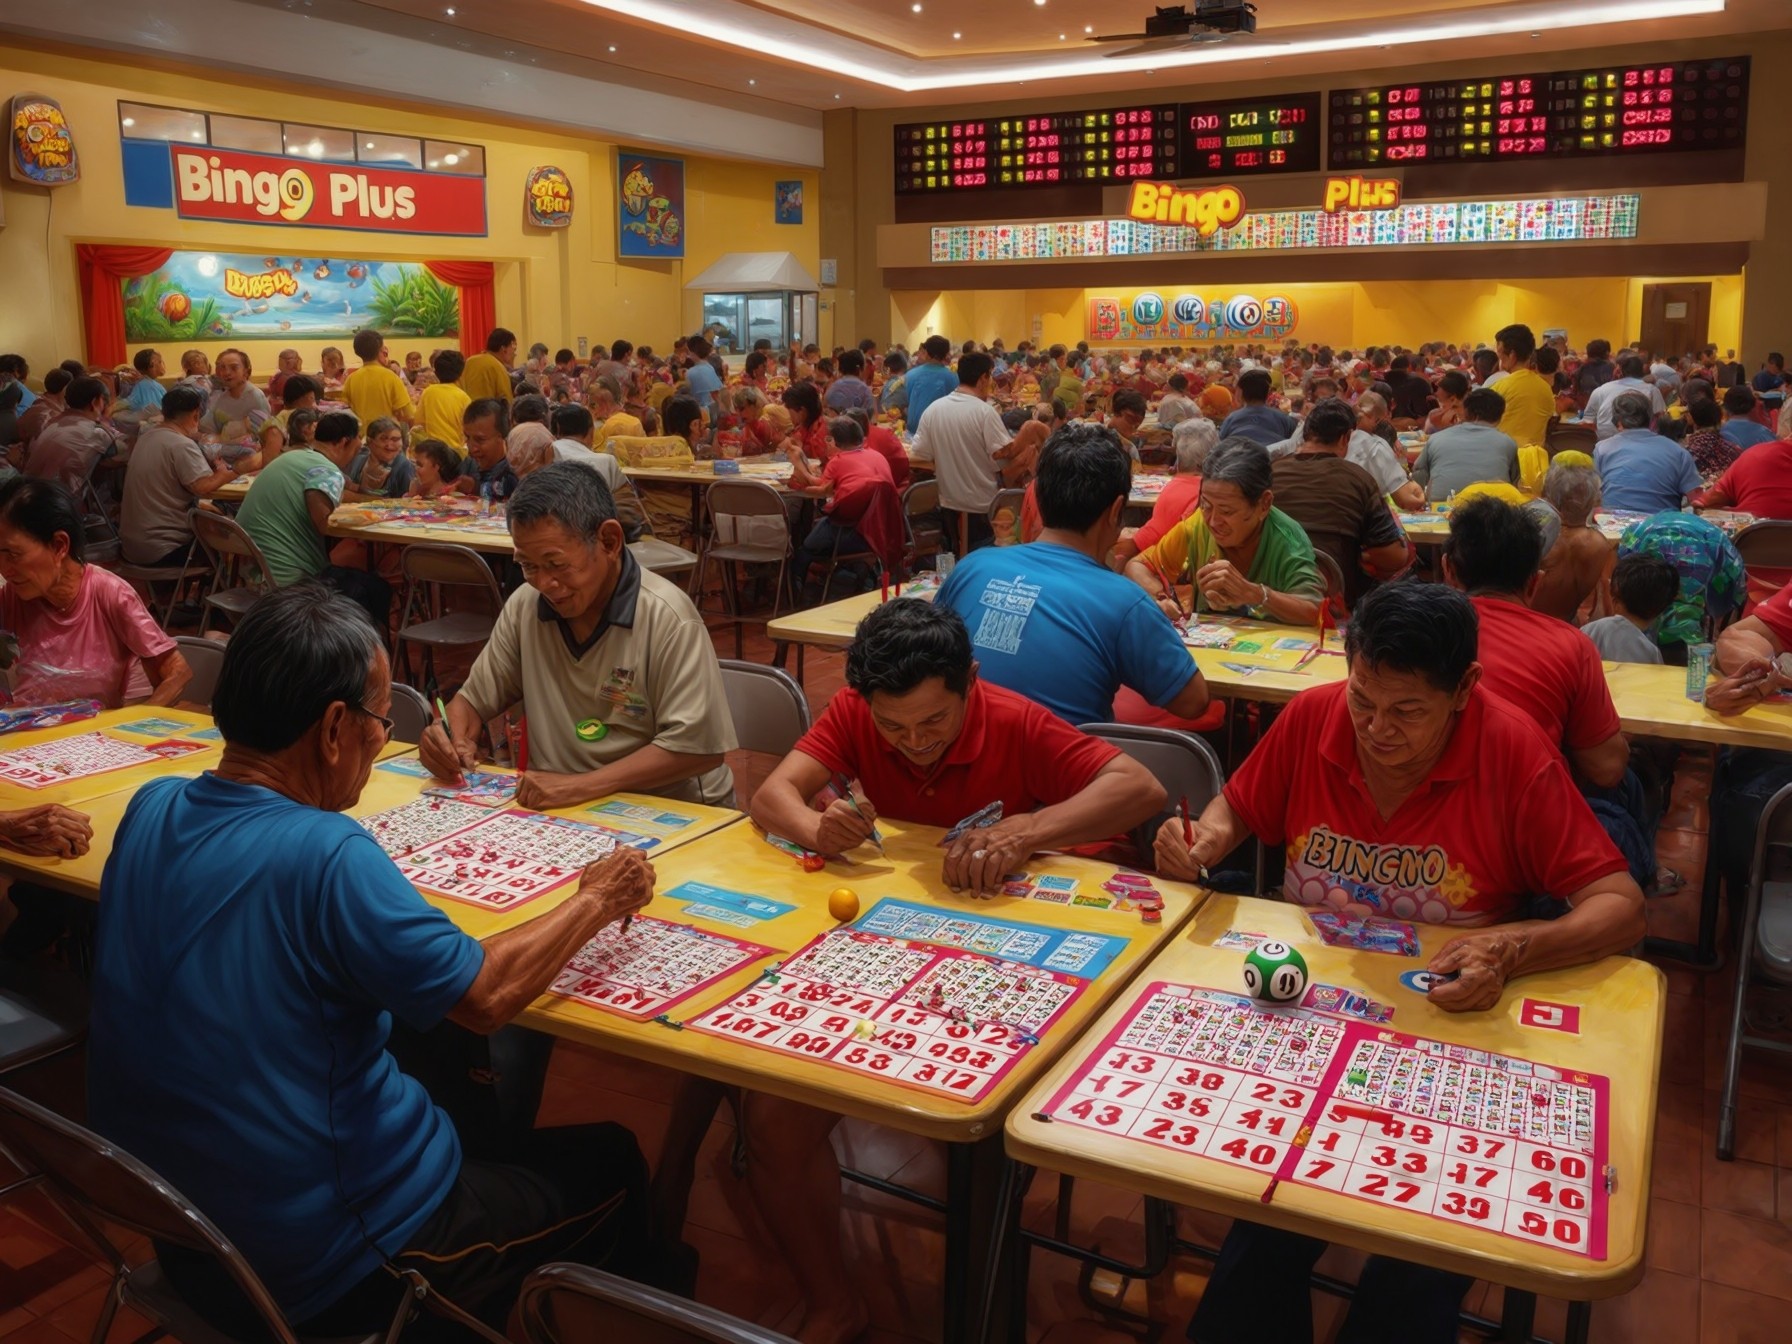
[[10, 93, 79, 186], [525, 165, 573, 229], [617, 151, 685, 258], [775, 180, 803, 225]]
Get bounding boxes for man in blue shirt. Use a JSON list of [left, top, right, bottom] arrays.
[[1218, 368, 1297, 447], [682, 334, 725, 441], [903, 335, 959, 434], [1593, 391, 1700, 514], [823, 348, 876, 413], [1720, 384, 1777, 450], [937, 422, 1209, 726], [90, 585, 667, 1336], [124, 348, 167, 415]]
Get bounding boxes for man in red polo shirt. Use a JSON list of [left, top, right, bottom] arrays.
[[1703, 580, 1792, 902], [1155, 581, 1642, 1344]]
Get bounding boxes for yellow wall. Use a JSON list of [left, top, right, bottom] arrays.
[[889, 276, 1744, 352], [0, 45, 818, 374]]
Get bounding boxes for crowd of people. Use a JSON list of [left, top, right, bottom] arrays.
[[1, 316, 1789, 1344]]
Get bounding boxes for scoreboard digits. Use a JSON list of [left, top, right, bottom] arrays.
[[1180, 92, 1322, 178], [894, 105, 1179, 194]]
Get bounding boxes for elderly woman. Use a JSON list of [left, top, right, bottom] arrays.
[[1154, 581, 1645, 1344], [345, 417, 415, 499], [1123, 436, 1323, 625], [1115, 416, 1216, 566], [0, 477, 190, 707], [505, 421, 558, 479]]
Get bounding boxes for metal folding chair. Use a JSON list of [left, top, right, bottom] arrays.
[[387, 683, 431, 745], [987, 487, 1026, 546], [172, 636, 227, 711], [718, 659, 811, 758], [901, 479, 945, 573], [189, 511, 276, 635], [116, 536, 211, 630], [1718, 781, 1792, 1159], [696, 480, 793, 660], [520, 1262, 794, 1344], [393, 543, 504, 698]]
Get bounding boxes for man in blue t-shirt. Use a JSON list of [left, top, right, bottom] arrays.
[[1593, 391, 1701, 514], [1219, 368, 1297, 447], [1720, 384, 1776, 450], [682, 334, 725, 441], [903, 335, 960, 434], [937, 422, 1209, 726], [90, 585, 669, 1336]]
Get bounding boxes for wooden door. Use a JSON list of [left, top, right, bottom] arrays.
[[1639, 282, 1711, 362]]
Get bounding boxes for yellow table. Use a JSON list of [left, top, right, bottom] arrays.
[[1606, 660, 1792, 751], [0, 708, 223, 807], [1004, 894, 1663, 1331], [206, 475, 253, 502], [327, 500, 515, 555]]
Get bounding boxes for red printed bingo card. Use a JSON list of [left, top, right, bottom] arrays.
[[1039, 984, 1610, 1258], [360, 800, 620, 911], [550, 916, 776, 1019]]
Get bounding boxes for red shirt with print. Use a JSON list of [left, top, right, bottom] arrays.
[[794, 680, 1120, 829], [1223, 681, 1625, 927], [1470, 596, 1622, 752]]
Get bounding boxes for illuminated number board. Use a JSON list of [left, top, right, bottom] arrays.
[[1179, 91, 1323, 177], [894, 105, 1180, 194], [1329, 56, 1748, 167]]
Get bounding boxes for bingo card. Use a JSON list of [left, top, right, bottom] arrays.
[[1038, 983, 1610, 1258], [686, 927, 1090, 1103], [550, 916, 777, 1018], [0, 731, 204, 789], [359, 801, 618, 911]]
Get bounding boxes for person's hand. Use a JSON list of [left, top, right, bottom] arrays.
[[1425, 930, 1530, 1012], [578, 848, 656, 927], [419, 721, 477, 784], [1703, 655, 1782, 716], [0, 804, 93, 859], [814, 794, 878, 856], [516, 770, 594, 812], [942, 816, 1036, 896], [1152, 816, 1222, 883], [1196, 558, 1258, 610]]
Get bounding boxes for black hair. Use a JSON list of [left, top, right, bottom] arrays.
[[1437, 369, 1470, 399], [411, 437, 461, 478], [1617, 354, 1647, 380], [352, 329, 383, 361], [688, 335, 714, 359], [1462, 387, 1506, 424], [957, 352, 994, 386], [0, 354, 26, 379], [1200, 436, 1274, 502], [433, 349, 466, 382], [554, 348, 576, 366], [1610, 553, 1680, 622], [1000, 405, 1033, 434], [485, 327, 516, 353], [58, 359, 86, 378], [1587, 339, 1612, 361], [314, 411, 360, 445], [0, 477, 85, 562], [63, 377, 106, 413], [827, 416, 865, 449], [1723, 384, 1757, 416], [133, 348, 159, 374], [42, 368, 73, 397], [508, 460, 617, 538], [160, 384, 205, 419], [1302, 398, 1355, 446], [922, 335, 952, 362], [285, 408, 321, 443], [611, 339, 633, 361], [781, 381, 822, 424], [846, 599, 974, 698], [664, 397, 705, 441], [0, 384, 20, 413], [1535, 346, 1561, 376], [212, 584, 382, 752], [511, 393, 552, 426], [1167, 372, 1188, 392], [1036, 423, 1132, 532], [552, 402, 594, 438], [1471, 349, 1499, 375], [1345, 580, 1479, 693], [1689, 397, 1722, 429], [744, 350, 769, 378], [1494, 323, 1537, 362], [883, 351, 909, 375], [464, 397, 510, 435], [1112, 389, 1148, 418], [280, 374, 321, 406], [838, 349, 865, 377], [1444, 496, 1543, 594], [1238, 369, 1272, 403]]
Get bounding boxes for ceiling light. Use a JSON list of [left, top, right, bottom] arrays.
[[429, 159, 440, 167], [1059, 34, 1066, 40], [121, 117, 135, 127], [308, 140, 324, 156], [748, 78, 757, 85], [834, 93, 842, 99], [443, 152, 460, 164], [1084, 24, 1093, 33], [365, 141, 375, 149], [607, 44, 617, 51], [189, 130, 203, 140], [911, 2, 922, 10], [1034, 0, 1047, 6], [444, 5, 454, 13], [952, 31, 961, 39]]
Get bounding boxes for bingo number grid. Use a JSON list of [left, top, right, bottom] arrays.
[[1039, 984, 1610, 1259], [359, 800, 618, 911], [686, 930, 1089, 1103], [550, 915, 776, 1019], [0, 731, 202, 789]]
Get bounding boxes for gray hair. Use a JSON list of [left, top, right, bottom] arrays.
[[1522, 498, 1562, 558], [366, 416, 402, 443], [1201, 435, 1274, 503], [212, 584, 382, 753], [1172, 417, 1219, 473], [1543, 462, 1600, 520], [732, 385, 767, 411], [1610, 392, 1654, 431], [508, 459, 618, 538], [1355, 391, 1387, 419]]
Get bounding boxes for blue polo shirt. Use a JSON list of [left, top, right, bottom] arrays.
[[1593, 429, 1701, 514], [684, 359, 723, 413], [936, 539, 1197, 726], [904, 363, 960, 434], [1721, 419, 1777, 451], [1219, 403, 1298, 447], [90, 774, 484, 1320]]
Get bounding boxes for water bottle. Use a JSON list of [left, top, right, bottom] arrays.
[[479, 481, 492, 516]]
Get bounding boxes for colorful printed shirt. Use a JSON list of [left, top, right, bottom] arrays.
[[1684, 426, 1741, 485], [1617, 511, 1745, 648]]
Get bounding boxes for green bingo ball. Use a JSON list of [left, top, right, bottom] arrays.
[[1243, 941, 1308, 1003]]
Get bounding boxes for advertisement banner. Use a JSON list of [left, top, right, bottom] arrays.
[[617, 151, 685, 257], [122, 251, 460, 342], [1088, 291, 1299, 343], [11, 92, 79, 186], [158, 145, 486, 236]]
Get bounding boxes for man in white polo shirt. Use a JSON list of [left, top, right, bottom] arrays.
[[908, 351, 1015, 551], [422, 462, 735, 809]]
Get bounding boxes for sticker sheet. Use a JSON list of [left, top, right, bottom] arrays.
[[687, 928, 1091, 1104], [0, 731, 205, 789], [550, 915, 777, 1018], [855, 898, 1127, 978], [1038, 983, 1610, 1259]]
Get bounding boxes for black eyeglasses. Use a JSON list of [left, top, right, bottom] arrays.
[[351, 702, 395, 740]]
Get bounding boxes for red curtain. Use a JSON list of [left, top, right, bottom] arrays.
[[77, 245, 175, 370], [424, 261, 496, 358]]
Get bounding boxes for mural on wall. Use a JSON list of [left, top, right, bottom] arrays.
[[775, 180, 804, 225], [10, 93, 79, 186], [617, 151, 685, 257], [1088, 292, 1300, 343], [526, 165, 573, 228], [122, 251, 459, 342]]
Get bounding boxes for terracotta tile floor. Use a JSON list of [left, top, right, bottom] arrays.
[[4, 615, 1791, 1344]]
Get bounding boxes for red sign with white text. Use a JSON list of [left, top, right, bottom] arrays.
[[168, 145, 486, 236], [1518, 999, 1582, 1035]]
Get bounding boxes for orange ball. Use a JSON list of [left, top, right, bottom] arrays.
[[827, 887, 860, 922]]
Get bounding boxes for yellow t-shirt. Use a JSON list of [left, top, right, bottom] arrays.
[[461, 352, 514, 404], [419, 382, 471, 449], [1495, 367, 1555, 449], [647, 382, 677, 413], [342, 364, 415, 428], [593, 410, 646, 450]]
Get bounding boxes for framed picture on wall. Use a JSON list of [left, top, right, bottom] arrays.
[[775, 180, 803, 224], [618, 151, 685, 258]]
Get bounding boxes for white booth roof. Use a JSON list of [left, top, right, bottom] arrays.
[[683, 251, 820, 293]]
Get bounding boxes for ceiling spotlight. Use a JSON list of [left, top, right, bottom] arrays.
[[1034, 0, 1047, 7], [911, 2, 922, 10], [429, 159, 440, 167], [444, 152, 459, 164], [748, 78, 757, 85], [834, 93, 842, 99], [1084, 24, 1093, 32], [607, 44, 617, 51], [444, 5, 454, 13], [952, 31, 961, 39], [189, 130, 203, 140], [365, 141, 375, 149], [122, 116, 135, 127]]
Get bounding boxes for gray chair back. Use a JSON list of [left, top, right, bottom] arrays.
[[389, 683, 431, 745], [173, 636, 227, 711], [1078, 721, 1232, 878], [520, 1263, 796, 1344], [718, 659, 811, 756]]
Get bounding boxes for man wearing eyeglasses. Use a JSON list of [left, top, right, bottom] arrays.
[[90, 584, 678, 1337], [422, 461, 736, 810]]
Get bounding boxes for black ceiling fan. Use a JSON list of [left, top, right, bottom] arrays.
[[1086, 3, 1259, 57]]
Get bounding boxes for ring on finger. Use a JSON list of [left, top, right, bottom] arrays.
[[973, 848, 988, 859]]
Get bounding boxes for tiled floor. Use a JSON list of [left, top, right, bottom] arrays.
[[5, 611, 1792, 1344]]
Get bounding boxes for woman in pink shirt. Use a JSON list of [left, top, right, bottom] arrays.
[[0, 479, 191, 708]]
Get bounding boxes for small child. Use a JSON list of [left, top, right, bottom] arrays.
[[406, 438, 462, 499], [1582, 554, 1680, 664]]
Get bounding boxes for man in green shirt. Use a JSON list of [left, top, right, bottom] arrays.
[[236, 411, 390, 628], [1049, 343, 1085, 412]]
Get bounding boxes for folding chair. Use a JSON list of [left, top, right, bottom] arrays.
[[1717, 780, 1792, 1159], [117, 536, 211, 630], [1545, 420, 1598, 458], [388, 684, 431, 745], [190, 511, 276, 635], [1313, 549, 1348, 617], [901, 479, 945, 573], [695, 480, 792, 660], [172, 636, 227, 711], [393, 544, 504, 698], [520, 1262, 794, 1344], [628, 536, 699, 583], [987, 487, 1026, 546], [718, 659, 811, 757], [0, 962, 86, 1081], [78, 452, 122, 562], [0, 1086, 414, 1344]]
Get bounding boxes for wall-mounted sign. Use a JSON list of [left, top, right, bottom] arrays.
[[10, 93, 79, 186], [1322, 176, 1401, 213], [525, 165, 573, 228], [124, 144, 487, 236], [122, 250, 460, 342], [618, 151, 685, 257], [1125, 181, 1246, 236], [1089, 292, 1299, 343], [775, 179, 804, 225]]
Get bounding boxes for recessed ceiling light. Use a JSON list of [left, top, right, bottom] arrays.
[[365, 141, 375, 149], [444, 5, 454, 13], [834, 93, 842, 99], [608, 44, 617, 51], [1084, 24, 1093, 33], [1059, 33, 1065, 40], [1034, 0, 1047, 7], [952, 31, 961, 39], [911, 2, 922, 10], [189, 130, 203, 140], [444, 152, 460, 164], [121, 117, 135, 127], [748, 78, 757, 85]]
